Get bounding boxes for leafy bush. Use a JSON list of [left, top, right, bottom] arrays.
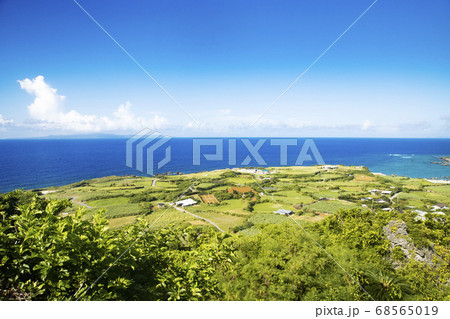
[[0, 191, 234, 301]]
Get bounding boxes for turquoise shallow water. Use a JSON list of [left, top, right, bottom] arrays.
[[0, 138, 448, 193], [335, 153, 449, 179]]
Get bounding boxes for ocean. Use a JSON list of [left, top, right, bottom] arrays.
[[0, 138, 448, 193]]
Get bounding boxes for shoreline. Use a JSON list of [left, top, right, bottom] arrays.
[[2, 164, 449, 194], [425, 179, 450, 184]]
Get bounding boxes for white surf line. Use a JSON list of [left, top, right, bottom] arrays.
[[251, 177, 376, 301]]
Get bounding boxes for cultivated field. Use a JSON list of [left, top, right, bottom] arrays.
[[38, 165, 449, 232]]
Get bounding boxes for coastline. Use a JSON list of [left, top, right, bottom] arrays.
[[4, 164, 447, 194], [425, 179, 450, 184], [1, 138, 449, 193]]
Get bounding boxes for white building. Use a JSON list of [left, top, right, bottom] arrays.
[[238, 168, 271, 175], [431, 204, 448, 211], [175, 199, 197, 207], [414, 210, 427, 221], [274, 209, 294, 216]]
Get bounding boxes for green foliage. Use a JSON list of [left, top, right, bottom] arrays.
[[218, 224, 366, 301], [138, 202, 154, 215], [314, 208, 391, 256], [391, 246, 406, 261], [2, 160, 450, 302], [0, 191, 233, 301], [128, 193, 157, 203], [244, 200, 256, 212], [231, 221, 254, 233], [220, 171, 240, 178], [365, 270, 413, 301], [0, 194, 118, 300], [213, 191, 234, 202]]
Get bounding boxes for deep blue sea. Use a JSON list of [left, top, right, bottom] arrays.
[[0, 138, 449, 193]]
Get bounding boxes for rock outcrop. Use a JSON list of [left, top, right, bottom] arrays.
[[383, 220, 434, 267]]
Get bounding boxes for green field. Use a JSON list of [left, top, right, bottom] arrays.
[[3, 164, 450, 301], [306, 200, 357, 213], [34, 165, 449, 230]]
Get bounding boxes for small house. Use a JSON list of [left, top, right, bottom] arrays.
[[431, 203, 448, 211], [274, 209, 294, 216], [414, 210, 427, 221], [175, 199, 197, 207], [322, 165, 338, 170]]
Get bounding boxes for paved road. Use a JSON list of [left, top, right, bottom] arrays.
[[71, 196, 93, 208], [170, 204, 224, 233], [390, 192, 400, 203]]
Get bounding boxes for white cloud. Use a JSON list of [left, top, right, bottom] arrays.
[[442, 114, 450, 128], [218, 109, 232, 115], [18, 75, 168, 133], [0, 114, 14, 126], [362, 120, 371, 130], [18, 75, 65, 121], [184, 115, 359, 133]]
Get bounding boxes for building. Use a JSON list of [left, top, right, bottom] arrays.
[[414, 210, 427, 221], [237, 168, 270, 175], [431, 203, 448, 211], [175, 199, 197, 207], [274, 209, 294, 216], [322, 165, 338, 170], [381, 190, 392, 195], [157, 203, 165, 208]]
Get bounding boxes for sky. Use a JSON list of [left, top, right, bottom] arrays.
[[0, 0, 449, 138]]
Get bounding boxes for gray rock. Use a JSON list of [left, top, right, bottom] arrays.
[[383, 220, 434, 267]]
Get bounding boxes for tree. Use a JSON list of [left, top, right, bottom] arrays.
[[0, 191, 234, 301], [217, 224, 367, 301], [364, 270, 413, 301], [0, 193, 120, 300]]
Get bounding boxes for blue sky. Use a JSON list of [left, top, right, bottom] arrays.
[[0, 0, 449, 138]]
